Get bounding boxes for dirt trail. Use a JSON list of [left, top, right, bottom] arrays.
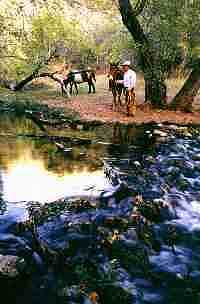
[[42, 75, 200, 125]]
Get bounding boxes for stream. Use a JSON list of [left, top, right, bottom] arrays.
[[0, 115, 200, 304]]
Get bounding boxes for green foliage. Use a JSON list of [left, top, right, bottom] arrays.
[[0, 0, 199, 86], [141, 0, 199, 76], [0, 0, 91, 83], [107, 28, 136, 63]]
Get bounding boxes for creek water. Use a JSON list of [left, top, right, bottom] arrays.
[[0, 115, 200, 303], [0, 116, 151, 206]]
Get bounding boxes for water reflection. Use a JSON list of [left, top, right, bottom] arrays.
[[3, 159, 108, 202], [0, 138, 109, 203], [0, 115, 156, 204]]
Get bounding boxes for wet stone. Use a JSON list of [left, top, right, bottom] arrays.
[[0, 233, 33, 258], [191, 153, 200, 161], [99, 284, 134, 304], [176, 178, 191, 191], [190, 271, 200, 285], [0, 254, 27, 278], [149, 246, 193, 280], [192, 180, 200, 191], [37, 217, 94, 257]]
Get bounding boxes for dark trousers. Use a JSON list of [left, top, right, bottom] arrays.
[[88, 80, 95, 93]]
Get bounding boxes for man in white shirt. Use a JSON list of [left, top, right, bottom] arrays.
[[123, 61, 136, 90], [118, 61, 136, 116]]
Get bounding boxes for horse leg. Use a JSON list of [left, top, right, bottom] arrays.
[[113, 92, 117, 111], [62, 79, 67, 96], [74, 82, 78, 95], [118, 91, 122, 110], [62, 84, 70, 98], [61, 84, 65, 96], [70, 82, 73, 95], [88, 81, 92, 94], [91, 81, 96, 93]]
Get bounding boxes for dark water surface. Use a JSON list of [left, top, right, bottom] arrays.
[[0, 115, 200, 304]]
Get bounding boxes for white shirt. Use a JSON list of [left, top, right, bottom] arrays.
[[123, 69, 136, 90]]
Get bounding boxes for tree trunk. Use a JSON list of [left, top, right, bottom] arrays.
[[13, 69, 40, 91], [13, 50, 58, 91], [170, 64, 200, 111], [118, 0, 166, 107], [145, 77, 167, 105], [13, 71, 64, 92]]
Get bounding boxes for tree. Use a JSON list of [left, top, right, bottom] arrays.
[[0, 0, 91, 91], [117, 0, 200, 109], [117, 0, 182, 107], [170, 1, 200, 110], [171, 59, 200, 111]]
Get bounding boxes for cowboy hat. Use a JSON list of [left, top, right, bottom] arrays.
[[122, 60, 131, 66]]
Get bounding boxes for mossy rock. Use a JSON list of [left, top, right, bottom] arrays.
[[110, 240, 149, 275], [177, 178, 191, 191]]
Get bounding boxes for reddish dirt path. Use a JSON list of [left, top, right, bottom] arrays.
[[42, 75, 200, 125], [66, 93, 200, 125]]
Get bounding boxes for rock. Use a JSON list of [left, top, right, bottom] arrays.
[[0, 233, 32, 257], [192, 181, 200, 191], [107, 197, 117, 208], [125, 228, 138, 241], [133, 161, 141, 167], [141, 290, 164, 304], [37, 216, 95, 261], [190, 271, 200, 284], [0, 254, 27, 278], [99, 284, 134, 304], [83, 298, 93, 304], [113, 182, 132, 203], [191, 153, 200, 161], [150, 246, 192, 281], [177, 178, 191, 191], [145, 156, 155, 163], [153, 130, 168, 137]]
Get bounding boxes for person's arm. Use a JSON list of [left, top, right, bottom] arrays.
[[116, 80, 124, 84]]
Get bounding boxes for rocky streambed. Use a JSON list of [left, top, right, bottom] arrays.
[[0, 121, 200, 304]]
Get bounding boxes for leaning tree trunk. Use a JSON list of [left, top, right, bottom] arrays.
[[13, 50, 59, 91], [12, 71, 64, 93], [13, 69, 40, 91], [170, 64, 200, 111], [118, 0, 166, 107]]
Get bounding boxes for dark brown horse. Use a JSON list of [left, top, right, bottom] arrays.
[[108, 64, 124, 110]]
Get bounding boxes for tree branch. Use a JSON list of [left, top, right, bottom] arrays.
[[118, 0, 148, 45], [13, 71, 64, 91], [0, 55, 28, 62], [133, 0, 148, 16], [118, 0, 153, 73], [117, 0, 166, 106]]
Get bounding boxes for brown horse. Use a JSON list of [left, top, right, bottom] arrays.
[[108, 63, 137, 116], [108, 63, 124, 110]]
